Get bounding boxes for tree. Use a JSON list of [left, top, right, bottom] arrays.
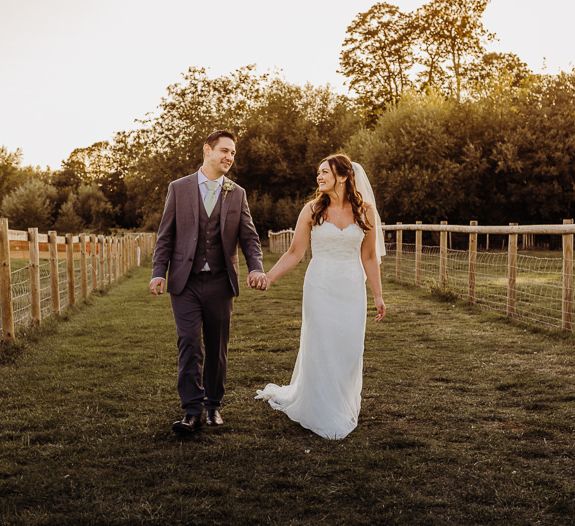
[[345, 92, 465, 223], [75, 184, 115, 232], [340, 3, 414, 123], [62, 141, 114, 183], [54, 195, 85, 233], [0, 146, 22, 199], [0, 179, 55, 230], [236, 80, 362, 199], [344, 69, 575, 226], [415, 0, 494, 100], [119, 65, 274, 228], [114, 67, 361, 230], [466, 52, 532, 100]]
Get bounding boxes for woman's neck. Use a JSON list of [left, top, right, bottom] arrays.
[[328, 191, 348, 208]]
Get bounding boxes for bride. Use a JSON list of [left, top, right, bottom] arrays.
[[255, 154, 386, 439]]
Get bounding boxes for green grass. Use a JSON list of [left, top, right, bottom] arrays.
[[1, 254, 574, 525]]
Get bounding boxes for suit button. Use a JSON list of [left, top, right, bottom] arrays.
[[188, 257, 193, 261]]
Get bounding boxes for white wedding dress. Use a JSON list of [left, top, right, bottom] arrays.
[[256, 221, 367, 439]]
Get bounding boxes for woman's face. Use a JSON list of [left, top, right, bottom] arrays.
[[316, 161, 337, 194]]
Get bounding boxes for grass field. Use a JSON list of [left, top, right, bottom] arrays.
[[0, 253, 574, 525]]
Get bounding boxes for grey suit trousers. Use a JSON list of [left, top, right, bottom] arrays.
[[170, 270, 234, 415]]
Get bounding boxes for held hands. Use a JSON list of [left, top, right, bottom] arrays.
[[374, 296, 386, 322], [247, 271, 268, 291], [149, 277, 166, 295]]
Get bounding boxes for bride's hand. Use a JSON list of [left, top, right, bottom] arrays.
[[374, 297, 386, 322], [248, 271, 268, 291]]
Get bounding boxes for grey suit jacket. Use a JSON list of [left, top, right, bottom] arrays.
[[152, 172, 264, 296]]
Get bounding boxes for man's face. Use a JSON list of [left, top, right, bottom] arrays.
[[204, 137, 236, 175]]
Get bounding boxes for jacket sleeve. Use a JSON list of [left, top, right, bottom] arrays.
[[238, 189, 264, 273], [152, 182, 176, 279]]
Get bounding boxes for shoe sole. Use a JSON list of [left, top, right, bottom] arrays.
[[172, 422, 201, 435]]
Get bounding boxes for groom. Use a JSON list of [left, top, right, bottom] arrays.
[[149, 130, 266, 435]]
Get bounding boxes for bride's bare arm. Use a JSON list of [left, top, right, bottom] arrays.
[[266, 203, 313, 287], [361, 205, 386, 321]]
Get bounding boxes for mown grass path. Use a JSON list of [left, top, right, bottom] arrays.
[[1, 254, 574, 525]]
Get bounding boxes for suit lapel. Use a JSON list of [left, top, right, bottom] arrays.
[[219, 176, 233, 231], [186, 172, 199, 233]]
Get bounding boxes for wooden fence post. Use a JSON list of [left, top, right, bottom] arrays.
[[114, 237, 120, 281], [116, 237, 121, 276], [127, 236, 131, 271], [109, 236, 115, 282], [123, 237, 127, 275], [66, 233, 75, 307], [28, 227, 41, 325], [136, 236, 141, 266], [79, 234, 88, 301], [98, 235, 105, 288], [507, 223, 518, 318], [439, 221, 448, 288], [562, 218, 574, 332], [395, 222, 402, 281], [48, 231, 61, 316], [468, 221, 478, 304], [0, 218, 15, 341], [415, 221, 422, 286], [90, 234, 97, 291], [107, 237, 113, 285], [380, 222, 385, 279]]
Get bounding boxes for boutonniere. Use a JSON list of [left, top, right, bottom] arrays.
[[222, 180, 235, 199]]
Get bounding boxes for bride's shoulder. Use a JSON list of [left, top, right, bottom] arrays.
[[298, 200, 315, 214], [361, 201, 375, 222], [297, 200, 315, 226]]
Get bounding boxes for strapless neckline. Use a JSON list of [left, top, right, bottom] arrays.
[[320, 221, 361, 233]]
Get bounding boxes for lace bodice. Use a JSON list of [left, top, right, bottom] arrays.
[[310, 221, 365, 261]]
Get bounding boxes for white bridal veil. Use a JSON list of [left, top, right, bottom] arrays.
[[352, 162, 386, 262]]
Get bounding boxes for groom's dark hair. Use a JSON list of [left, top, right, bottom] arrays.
[[205, 130, 236, 149]]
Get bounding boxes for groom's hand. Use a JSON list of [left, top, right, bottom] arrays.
[[247, 271, 267, 291], [149, 277, 166, 295]]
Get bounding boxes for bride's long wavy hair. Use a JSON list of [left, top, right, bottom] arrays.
[[311, 154, 372, 232]]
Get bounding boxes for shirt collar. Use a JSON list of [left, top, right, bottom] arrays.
[[198, 168, 224, 187]]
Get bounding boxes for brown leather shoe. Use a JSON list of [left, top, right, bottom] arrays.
[[172, 414, 202, 435], [206, 408, 224, 426]]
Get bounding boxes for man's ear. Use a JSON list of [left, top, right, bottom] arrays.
[[203, 143, 211, 157]]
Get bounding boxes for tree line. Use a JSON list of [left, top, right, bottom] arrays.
[[2, 0, 574, 236]]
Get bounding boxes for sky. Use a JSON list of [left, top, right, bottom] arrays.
[[1, 0, 574, 171]]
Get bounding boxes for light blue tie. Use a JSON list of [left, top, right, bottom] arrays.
[[204, 180, 219, 216]]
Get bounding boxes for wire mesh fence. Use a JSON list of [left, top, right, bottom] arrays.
[[0, 223, 157, 341], [10, 266, 32, 327], [382, 244, 567, 331]]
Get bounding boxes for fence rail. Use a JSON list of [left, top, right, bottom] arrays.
[[269, 220, 574, 333], [0, 218, 156, 342]]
